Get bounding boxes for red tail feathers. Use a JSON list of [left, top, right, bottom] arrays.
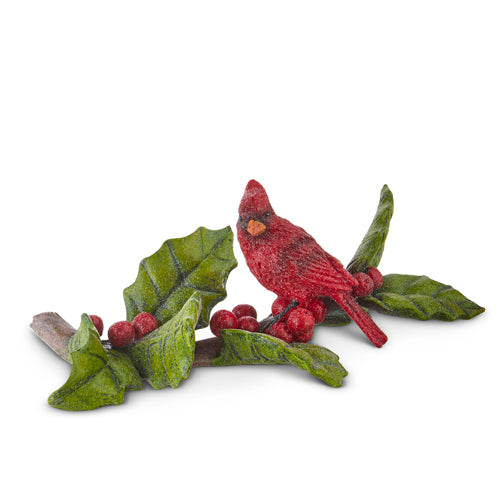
[[333, 292, 388, 348]]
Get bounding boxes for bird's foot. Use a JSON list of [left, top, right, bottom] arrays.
[[259, 299, 299, 332]]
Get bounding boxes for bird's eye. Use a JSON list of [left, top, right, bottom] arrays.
[[264, 211, 270, 218]]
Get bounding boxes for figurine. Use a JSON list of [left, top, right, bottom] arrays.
[[237, 179, 388, 347]]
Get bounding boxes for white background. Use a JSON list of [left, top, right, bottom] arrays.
[[1, 2, 498, 499]]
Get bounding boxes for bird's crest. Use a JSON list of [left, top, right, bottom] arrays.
[[239, 179, 273, 216]]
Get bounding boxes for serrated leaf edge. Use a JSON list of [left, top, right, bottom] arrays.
[[347, 184, 394, 274], [128, 292, 201, 389], [212, 329, 348, 387], [362, 274, 485, 320], [123, 226, 237, 328], [49, 314, 142, 410]]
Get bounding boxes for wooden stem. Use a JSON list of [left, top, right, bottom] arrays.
[[193, 337, 224, 367], [30, 312, 75, 362], [30, 312, 223, 367]]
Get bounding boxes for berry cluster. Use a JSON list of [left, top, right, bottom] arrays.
[[207, 268, 384, 345], [265, 297, 327, 343], [89, 312, 158, 348], [352, 267, 384, 297], [208, 298, 327, 344], [210, 304, 259, 337]]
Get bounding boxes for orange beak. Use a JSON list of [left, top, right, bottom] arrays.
[[247, 220, 266, 237]]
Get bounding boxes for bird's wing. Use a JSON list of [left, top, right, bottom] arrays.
[[291, 241, 356, 292], [325, 252, 358, 287]]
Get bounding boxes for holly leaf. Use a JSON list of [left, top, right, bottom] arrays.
[[128, 292, 201, 389], [48, 314, 142, 411], [211, 330, 348, 387], [318, 298, 352, 326], [361, 274, 485, 320], [347, 184, 394, 274], [123, 226, 237, 329], [318, 298, 375, 326], [321, 308, 352, 326]]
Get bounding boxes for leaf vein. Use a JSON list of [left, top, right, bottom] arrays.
[[166, 240, 183, 277], [105, 364, 122, 390], [160, 335, 172, 385], [184, 283, 222, 294], [199, 227, 204, 255], [170, 324, 187, 381], [153, 231, 230, 317], [432, 285, 454, 297], [52, 372, 101, 401], [145, 342, 155, 380], [227, 339, 246, 363], [141, 260, 162, 301], [126, 294, 142, 316], [252, 341, 278, 363]]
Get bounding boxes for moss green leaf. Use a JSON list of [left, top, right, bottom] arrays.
[[347, 185, 394, 274], [320, 308, 353, 326], [211, 329, 348, 387], [48, 314, 142, 411], [318, 298, 352, 326], [361, 274, 485, 320], [128, 292, 201, 389], [123, 226, 237, 329], [319, 299, 375, 326]]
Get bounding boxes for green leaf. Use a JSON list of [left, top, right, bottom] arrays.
[[123, 226, 237, 329], [318, 298, 352, 326], [106, 350, 144, 392], [211, 330, 348, 387], [128, 292, 201, 389], [321, 308, 353, 326], [361, 274, 485, 321], [319, 298, 373, 326], [49, 314, 142, 411], [347, 184, 394, 274]]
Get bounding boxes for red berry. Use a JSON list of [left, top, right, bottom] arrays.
[[237, 316, 260, 332], [89, 315, 104, 336], [306, 298, 327, 324], [210, 310, 238, 337], [232, 304, 257, 319], [294, 327, 314, 343], [352, 272, 375, 297], [269, 321, 293, 343], [286, 307, 315, 336], [108, 321, 135, 348], [132, 312, 158, 340], [367, 267, 383, 290], [271, 296, 291, 316]]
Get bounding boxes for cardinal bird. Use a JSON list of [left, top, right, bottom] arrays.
[[236, 179, 388, 347]]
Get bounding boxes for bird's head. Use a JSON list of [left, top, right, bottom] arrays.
[[237, 179, 276, 238]]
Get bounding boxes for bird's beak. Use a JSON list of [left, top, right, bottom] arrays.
[[247, 220, 266, 237]]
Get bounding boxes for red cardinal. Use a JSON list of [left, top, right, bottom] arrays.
[[237, 179, 388, 347]]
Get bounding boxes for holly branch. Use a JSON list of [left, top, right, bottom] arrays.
[[32, 294, 347, 411], [31, 312, 223, 368], [30, 186, 484, 411]]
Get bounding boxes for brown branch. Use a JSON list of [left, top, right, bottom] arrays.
[[30, 312, 76, 362], [193, 337, 223, 367], [30, 312, 223, 367]]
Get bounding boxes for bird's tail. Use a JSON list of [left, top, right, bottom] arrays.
[[332, 292, 388, 348]]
